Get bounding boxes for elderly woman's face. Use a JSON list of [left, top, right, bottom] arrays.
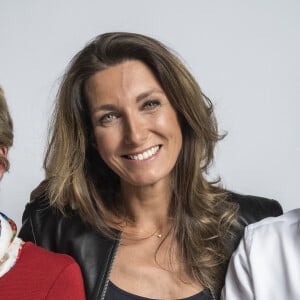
[[85, 60, 182, 187]]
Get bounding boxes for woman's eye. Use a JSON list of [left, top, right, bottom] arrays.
[[143, 100, 160, 110], [98, 113, 118, 125]]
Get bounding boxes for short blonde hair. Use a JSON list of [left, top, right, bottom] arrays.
[[0, 87, 13, 171]]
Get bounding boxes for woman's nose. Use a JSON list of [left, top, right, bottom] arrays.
[[123, 114, 148, 145]]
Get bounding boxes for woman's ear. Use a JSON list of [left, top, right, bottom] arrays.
[[0, 146, 8, 179]]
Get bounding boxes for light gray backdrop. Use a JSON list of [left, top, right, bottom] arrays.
[[1, 0, 299, 229]]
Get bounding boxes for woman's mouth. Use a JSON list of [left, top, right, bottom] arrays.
[[123, 145, 161, 161]]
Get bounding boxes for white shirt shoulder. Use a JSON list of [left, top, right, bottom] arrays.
[[221, 209, 300, 300]]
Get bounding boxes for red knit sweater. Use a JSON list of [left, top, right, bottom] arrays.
[[0, 242, 86, 299]]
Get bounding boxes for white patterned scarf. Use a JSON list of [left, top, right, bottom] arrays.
[[0, 212, 23, 277]]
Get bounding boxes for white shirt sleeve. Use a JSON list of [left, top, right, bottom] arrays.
[[221, 210, 300, 300], [221, 226, 254, 300]]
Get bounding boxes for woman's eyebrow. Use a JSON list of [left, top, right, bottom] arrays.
[[91, 88, 164, 113], [92, 104, 117, 113], [136, 88, 164, 102]]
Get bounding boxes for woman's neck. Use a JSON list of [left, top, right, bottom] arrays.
[[120, 179, 172, 234]]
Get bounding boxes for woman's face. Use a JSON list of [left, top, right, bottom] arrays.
[[85, 60, 182, 188]]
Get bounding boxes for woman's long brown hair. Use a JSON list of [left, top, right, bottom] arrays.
[[42, 32, 238, 293]]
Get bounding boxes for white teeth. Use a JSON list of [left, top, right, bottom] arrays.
[[127, 146, 160, 161], [143, 151, 149, 159]]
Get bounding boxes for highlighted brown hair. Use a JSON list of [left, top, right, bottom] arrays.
[[42, 32, 238, 294]]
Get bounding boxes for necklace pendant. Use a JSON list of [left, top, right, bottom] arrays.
[[157, 234, 162, 238]]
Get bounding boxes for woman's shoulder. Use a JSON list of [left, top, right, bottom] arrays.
[[22, 180, 77, 223], [19, 181, 119, 300], [1, 242, 86, 299], [21, 241, 77, 266], [226, 191, 283, 226], [19, 181, 118, 250], [224, 190, 283, 256]]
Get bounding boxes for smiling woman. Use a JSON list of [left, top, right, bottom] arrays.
[[19, 32, 282, 300], [85, 60, 182, 187]]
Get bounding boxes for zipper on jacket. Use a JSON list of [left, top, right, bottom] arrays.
[[205, 281, 217, 300], [99, 234, 121, 300], [210, 289, 217, 300]]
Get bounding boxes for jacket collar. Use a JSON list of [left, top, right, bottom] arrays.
[[0, 212, 23, 277]]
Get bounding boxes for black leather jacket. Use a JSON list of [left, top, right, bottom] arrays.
[[19, 191, 282, 300]]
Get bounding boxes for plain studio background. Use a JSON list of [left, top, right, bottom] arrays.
[[0, 1, 299, 229]]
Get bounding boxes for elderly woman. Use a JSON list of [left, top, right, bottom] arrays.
[[19, 32, 282, 300], [0, 87, 85, 299]]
